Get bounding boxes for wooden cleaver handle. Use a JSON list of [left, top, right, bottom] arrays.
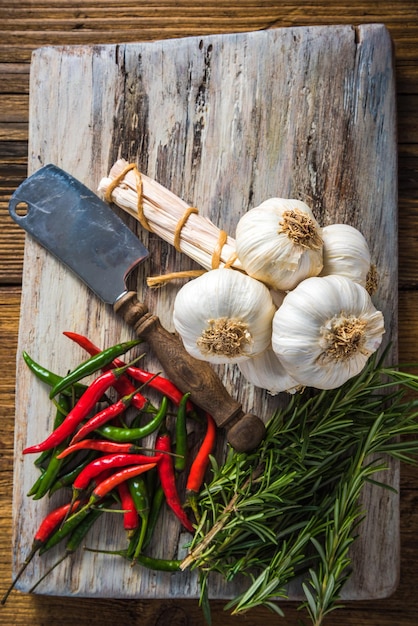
[[114, 291, 266, 452]]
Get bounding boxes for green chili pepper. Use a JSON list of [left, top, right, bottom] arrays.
[[131, 552, 181, 572], [48, 451, 98, 496], [48, 338, 142, 399], [32, 443, 69, 500], [27, 472, 45, 497], [23, 351, 87, 396], [174, 392, 190, 472], [143, 483, 165, 550], [97, 396, 168, 443], [127, 476, 150, 560], [31, 396, 73, 499], [85, 546, 181, 572], [28, 394, 73, 495], [129, 554, 181, 572]]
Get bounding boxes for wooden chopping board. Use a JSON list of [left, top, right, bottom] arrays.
[[11, 24, 398, 600]]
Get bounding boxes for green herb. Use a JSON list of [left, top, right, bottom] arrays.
[[181, 348, 418, 625]]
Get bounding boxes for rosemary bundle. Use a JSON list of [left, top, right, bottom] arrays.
[[182, 349, 418, 625]]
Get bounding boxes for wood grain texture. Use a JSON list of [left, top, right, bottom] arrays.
[[1, 2, 418, 624], [9, 23, 398, 602]]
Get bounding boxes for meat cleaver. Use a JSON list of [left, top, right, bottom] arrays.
[[9, 163, 266, 452]]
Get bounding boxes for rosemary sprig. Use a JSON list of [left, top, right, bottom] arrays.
[[181, 349, 418, 625]]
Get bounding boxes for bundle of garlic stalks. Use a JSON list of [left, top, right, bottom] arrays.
[[98, 159, 242, 280]]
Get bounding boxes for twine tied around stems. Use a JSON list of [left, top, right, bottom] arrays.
[[103, 161, 239, 287]]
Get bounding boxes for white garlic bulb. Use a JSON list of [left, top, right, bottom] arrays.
[[319, 224, 371, 287], [173, 268, 276, 364], [271, 275, 385, 390], [235, 198, 323, 291], [238, 346, 301, 395]]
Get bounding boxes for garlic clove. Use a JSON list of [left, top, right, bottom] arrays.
[[270, 289, 287, 308], [271, 274, 385, 390], [319, 223, 372, 288], [173, 268, 276, 364], [235, 198, 323, 291], [238, 346, 301, 395]]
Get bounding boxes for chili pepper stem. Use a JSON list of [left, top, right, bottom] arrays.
[[31, 506, 106, 593], [28, 552, 68, 594], [1, 539, 41, 605], [59, 490, 83, 529]]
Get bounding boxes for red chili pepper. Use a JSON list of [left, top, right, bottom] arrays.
[[63, 331, 148, 411], [1, 500, 80, 605], [127, 366, 195, 412], [186, 412, 216, 494], [72, 453, 163, 495], [63, 331, 194, 412], [118, 481, 139, 534], [111, 377, 148, 412], [86, 463, 157, 507], [56, 439, 143, 459], [69, 387, 143, 445], [154, 430, 194, 533], [62, 331, 107, 357], [23, 363, 135, 455]]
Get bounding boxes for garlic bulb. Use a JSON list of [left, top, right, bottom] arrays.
[[319, 224, 371, 287], [173, 268, 275, 364], [235, 198, 323, 291], [271, 275, 385, 390], [238, 346, 301, 395]]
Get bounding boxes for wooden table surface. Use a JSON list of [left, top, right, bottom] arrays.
[[1, 2, 417, 624]]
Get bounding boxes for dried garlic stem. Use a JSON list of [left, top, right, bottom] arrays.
[[98, 159, 242, 273]]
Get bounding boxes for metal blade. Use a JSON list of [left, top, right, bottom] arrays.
[[9, 164, 149, 304]]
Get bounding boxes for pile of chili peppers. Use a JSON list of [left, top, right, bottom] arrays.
[[2, 332, 216, 604]]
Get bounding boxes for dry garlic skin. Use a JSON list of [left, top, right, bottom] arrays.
[[173, 268, 276, 364], [271, 275, 385, 389], [319, 224, 371, 287], [235, 198, 323, 291]]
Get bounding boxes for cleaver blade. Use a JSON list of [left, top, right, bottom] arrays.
[[9, 163, 149, 305], [9, 164, 266, 452]]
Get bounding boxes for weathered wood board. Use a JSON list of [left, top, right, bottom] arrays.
[[11, 24, 398, 600]]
